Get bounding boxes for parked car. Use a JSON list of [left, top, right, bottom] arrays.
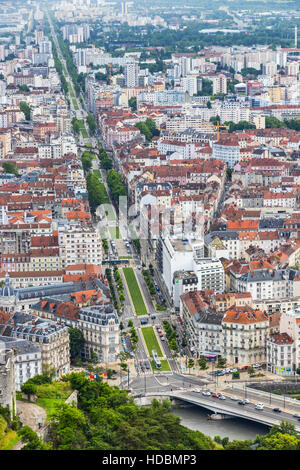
[[253, 363, 261, 369], [241, 365, 248, 370], [273, 408, 281, 413], [145, 361, 150, 370], [255, 403, 264, 410], [161, 336, 165, 341]]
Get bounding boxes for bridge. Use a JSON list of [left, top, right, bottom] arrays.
[[142, 389, 300, 431]]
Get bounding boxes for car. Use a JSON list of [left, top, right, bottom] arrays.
[[145, 361, 150, 370], [230, 368, 238, 373], [230, 396, 239, 401], [238, 400, 247, 405], [255, 403, 264, 410], [202, 390, 211, 396], [293, 413, 300, 418], [192, 388, 201, 393], [159, 333, 164, 337], [241, 365, 248, 370], [216, 371, 225, 376], [253, 363, 261, 369], [273, 408, 281, 413], [243, 399, 250, 404], [212, 393, 219, 398], [139, 360, 144, 366], [161, 336, 165, 341], [151, 315, 156, 319], [218, 394, 226, 400]]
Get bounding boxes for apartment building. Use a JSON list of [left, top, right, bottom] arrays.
[[221, 306, 269, 366], [5, 312, 70, 378], [0, 336, 42, 390], [58, 224, 102, 268]]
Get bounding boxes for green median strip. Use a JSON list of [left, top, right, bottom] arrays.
[[151, 360, 170, 371], [109, 226, 120, 239], [123, 267, 147, 316], [141, 326, 163, 357]]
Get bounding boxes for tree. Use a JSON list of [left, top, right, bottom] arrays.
[[198, 356, 208, 370], [69, 328, 85, 359], [49, 404, 88, 450], [21, 382, 36, 400], [257, 432, 299, 450], [19, 426, 51, 450], [216, 356, 226, 368], [2, 162, 18, 176], [128, 97, 137, 111], [247, 365, 255, 375], [188, 358, 194, 370], [19, 101, 31, 120]]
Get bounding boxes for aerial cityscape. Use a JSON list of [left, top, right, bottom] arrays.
[[1, 0, 300, 454]]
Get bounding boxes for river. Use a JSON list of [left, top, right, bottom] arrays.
[[172, 405, 269, 440]]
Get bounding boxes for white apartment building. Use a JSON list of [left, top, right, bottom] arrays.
[[212, 74, 227, 95], [279, 308, 300, 371], [180, 290, 223, 358], [266, 333, 294, 376], [212, 137, 240, 168], [221, 306, 269, 366], [58, 224, 102, 268], [125, 63, 139, 88], [78, 305, 120, 363], [0, 337, 42, 390]]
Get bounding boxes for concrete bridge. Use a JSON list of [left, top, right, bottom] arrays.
[[139, 389, 300, 431]]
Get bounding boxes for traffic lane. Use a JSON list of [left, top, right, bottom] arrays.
[[181, 391, 300, 424], [223, 386, 300, 412]]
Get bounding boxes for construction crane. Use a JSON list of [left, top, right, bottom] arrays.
[[204, 120, 230, 141]]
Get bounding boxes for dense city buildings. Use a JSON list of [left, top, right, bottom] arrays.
[[1, 0, 300, 452]]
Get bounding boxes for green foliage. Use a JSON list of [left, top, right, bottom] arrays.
[[86, 172, 109, 213], [19, 101, 31, 120], [2, 162, 18, 176], [45, 373, 218, 450], [81, 151, 95, 172], [197, 78, 213, 96], [69, 328, 85, 359], [107, 169, 127, 205], [21, 382, 36, 398], [225, 120, 256, 133], [198, 356, 208, 370], [87, 113, 96, 135], [128, 97, 137, 111], [18, 426, 51, 450]]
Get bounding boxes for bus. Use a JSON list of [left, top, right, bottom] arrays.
[[152, 349, 161, 369]]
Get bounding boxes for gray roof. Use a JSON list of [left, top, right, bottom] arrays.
[[205, 231, 239, 243], [239, 268, 300, 283], [0, 336, 41, 355], [259, 219, 284, 229]]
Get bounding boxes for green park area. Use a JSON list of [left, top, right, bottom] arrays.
[[68, 82, 75, 97], [122, 267, 147, 316], [109, 226, 120, 239], [78, 120, 89, 139], [141, 326, 163, 357], [34, 381, 73, 422], [72, 98, 79, 110], [151, 360, 170, 372]]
